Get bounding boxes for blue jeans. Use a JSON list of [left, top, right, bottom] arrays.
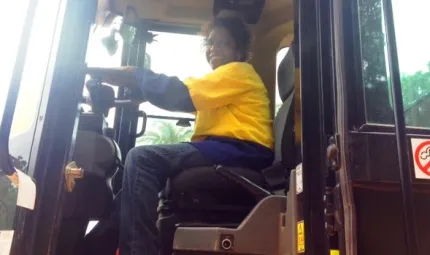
[[119, 143, 212, 255]]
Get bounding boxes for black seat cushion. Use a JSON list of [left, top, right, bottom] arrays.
[[170, 166, 264, 207]]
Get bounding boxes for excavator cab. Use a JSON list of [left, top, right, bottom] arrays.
[[2, 0, 430, 255], [65, 1, 299, 254]]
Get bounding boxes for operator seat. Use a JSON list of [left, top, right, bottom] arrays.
[[158, 45, 297, 255]]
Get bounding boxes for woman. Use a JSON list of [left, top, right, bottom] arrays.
[[88, 14, 274, 255]]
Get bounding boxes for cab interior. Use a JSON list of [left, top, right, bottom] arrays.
[[56, 1, 299, 255], [5, 0, 430, 254]]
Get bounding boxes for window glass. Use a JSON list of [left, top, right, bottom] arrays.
[[83, 24, 123, 233], [275, 47, 290, 114], [85, 18, 123, 127], [136, 119, 194, 146], [136, 31, 210, 146], [0, 0, 29, 230], [394, 0, 430, 127], [0, 0, 30, 125], [0, 0, 62, 230], [139, 31, 211, 118], [359, 0, 430, 127]]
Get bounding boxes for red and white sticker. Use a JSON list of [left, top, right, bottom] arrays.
[[411, 138, 430, 179]]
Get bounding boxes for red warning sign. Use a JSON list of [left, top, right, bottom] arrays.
[[411, 139, 430, 179]]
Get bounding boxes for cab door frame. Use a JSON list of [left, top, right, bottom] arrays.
[[295, 0, 337, 254], [3, 0, 98, 254], [332, 0, 421, 254]]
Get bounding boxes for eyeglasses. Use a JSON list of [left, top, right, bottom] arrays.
[[205, 39, 235, 49]]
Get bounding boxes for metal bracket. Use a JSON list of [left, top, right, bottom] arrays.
[[65, 161, 84, 192]]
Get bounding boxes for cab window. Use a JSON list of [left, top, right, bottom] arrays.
[[136, 31, 211, 146], [359, 0, 430, 128], [0, 0, 63, 229], [85, 17, 124, 127], [0, 0, 28, 228]]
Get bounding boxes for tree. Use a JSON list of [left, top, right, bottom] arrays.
[[358, 0, 430, 127], [136, 120, 194, 145], [401, 62, 430, 108], [359, 0, 393, 124], [402, 62, 430, 127], [0, 155, 26, 229], [0, 177, 18, 229]]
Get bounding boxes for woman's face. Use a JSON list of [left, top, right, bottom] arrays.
[[205, 27, 240, 70]]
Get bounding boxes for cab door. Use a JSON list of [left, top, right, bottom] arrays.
[[332, 0, 430, 254], [0, 0, 97, 254]]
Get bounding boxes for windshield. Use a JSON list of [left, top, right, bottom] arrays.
[[136, 31, 212, 146], [85, 18, 124, 126], [139, 31, 211, 118], [359, 0, 430, 128]]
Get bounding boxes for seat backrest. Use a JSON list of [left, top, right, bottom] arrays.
[[273, 44, 296, 171]]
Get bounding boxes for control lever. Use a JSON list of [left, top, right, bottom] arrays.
[[134, 111, 147, 138], [83, 78, 143, 115], [85, 79, 115, 116]]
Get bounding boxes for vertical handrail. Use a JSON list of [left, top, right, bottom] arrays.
[[382, 0, 419, 254], [0, 0, 40, 176], [298, 0, 330, 253], [127, 21, 148, 149]]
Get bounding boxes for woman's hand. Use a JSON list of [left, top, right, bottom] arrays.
[[87, 66, 143, 88]]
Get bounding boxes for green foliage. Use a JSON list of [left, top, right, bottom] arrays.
[[359, 0, 430, 127], [359, 0, 393, 124], [402, 63, 430, 127], [136, 120, 194, 145], [0, 156, 26, 229], [402, 62, 430, 108], [0, 177, 18, 229]]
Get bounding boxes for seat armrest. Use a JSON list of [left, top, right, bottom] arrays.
[[215, 165, 271, 201], [261, 162, 289, 191]]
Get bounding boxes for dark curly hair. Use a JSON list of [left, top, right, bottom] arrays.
[[202, 14, 252, 62]]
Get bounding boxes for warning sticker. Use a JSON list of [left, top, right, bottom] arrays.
[[411, 138, 430, 179], [330, 250, 340, 255], [297, 221, 305, 253]]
